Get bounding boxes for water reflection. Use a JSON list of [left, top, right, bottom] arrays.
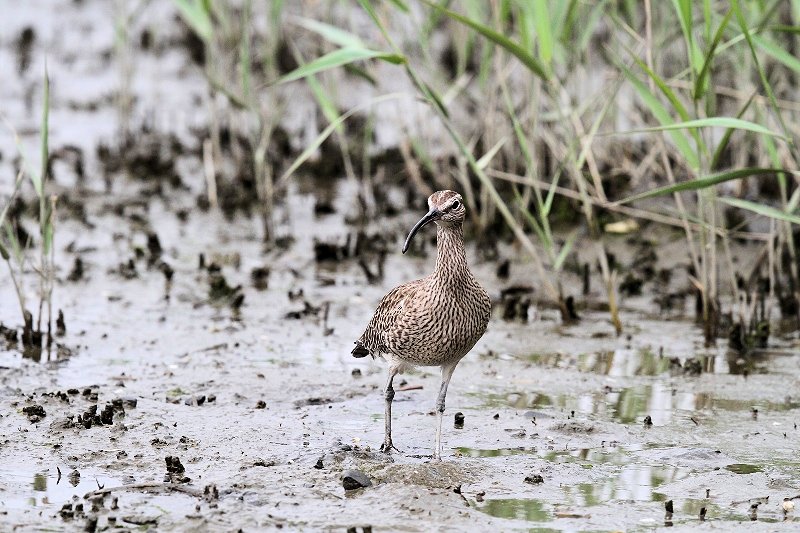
[[725, 463, 763, 474], [479, 384, 800, 426], [523, 347, 773, 376], [476, 498, 552, 522], [456, 446, 536, 458], [474, 464, 688, 524], [565, 465, 687, 506], [0, 468, 121, 509]]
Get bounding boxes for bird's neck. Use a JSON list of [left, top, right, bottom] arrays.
[[433, 224, 468, 280]]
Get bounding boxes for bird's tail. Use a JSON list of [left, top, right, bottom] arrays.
[[351, 341, 369, 358]]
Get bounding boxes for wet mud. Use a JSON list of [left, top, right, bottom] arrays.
[[2, 2, 800, 532], [2, 181, 798, 531]]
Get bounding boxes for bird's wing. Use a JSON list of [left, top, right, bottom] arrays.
[[355, 278, 426, 356]]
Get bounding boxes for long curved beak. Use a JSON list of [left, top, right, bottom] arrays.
[[402, 208, 440, 254]]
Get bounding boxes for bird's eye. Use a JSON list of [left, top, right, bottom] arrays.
[[451, 200, 461, 210]]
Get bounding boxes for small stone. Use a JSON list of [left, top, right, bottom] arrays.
[[454, 412, 465, 429], [643, 415, 653, 427], [122, 397, 138, 408], [255, 400, 266, 409], [68, 469, 81, 486], [165, 456, 185, 474], [524, 474, 544, 484], [22, 404, 46, 422], [492, 413, 500, 420], [342, 469, 372, 490], [351, 368, 362, 377], [314, 457, 324, 470]]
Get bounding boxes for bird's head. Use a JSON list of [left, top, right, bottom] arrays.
[[402, 190, 465, 254]]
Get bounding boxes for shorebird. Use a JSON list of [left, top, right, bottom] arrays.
[[352, 190, 491, 460]]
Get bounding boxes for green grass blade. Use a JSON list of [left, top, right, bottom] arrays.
[[420, 0, 550, 80], [306, 74, 340, 128], [710, 92, 755, 169], [617, 168, 791, 204], [518, 203, 549, 252], [387, 0, 409, 12], [3, 222, 22, 261], [32, 62, 50, 198], [768, 24, 800, 34], [619, 42, 706, 154], [272, 48, 405, 85], [672, 0, 693, 49], [577, 0, 608, 53], [476, 138, 506, 170], [788, 186, 800, 213], [694, 8, 733, 100], [0, 174, 24, 229], [531, 0, 553, 67], [718, 197, 800, 225], [43, 203, 53, 255], [732, 0, 791, 144], [277, 93, 405, 185], [343, 64, 378, 85], [613, 56, 699, 169], [293, 17, 366, 49], [616, 117, 788, 140], [171, 0, 213, 42], [624, 50, 691, 123], [752, 34, 800, 73], [671, 0, 704, 75], [542, 171, 561, 217], [553, 231, 578, 272], [356, 0, 395, 48]]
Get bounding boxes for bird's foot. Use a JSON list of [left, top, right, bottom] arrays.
[[380, 441, 400, 454]]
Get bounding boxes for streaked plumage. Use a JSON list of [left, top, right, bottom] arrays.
[[352, 190, 491, 459]]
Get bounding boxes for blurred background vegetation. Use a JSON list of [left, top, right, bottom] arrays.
[[3, 0, 800, 354], [171, 0, 800, 340]]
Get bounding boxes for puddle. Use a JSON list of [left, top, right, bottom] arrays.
[[544, 447, 632, 466], [475, 464, 690, 524], [0, 467, 122, 509], [565, 465, 690, 506], [724, 463, 763, 474], [523, 348, 772, 376], [476, 498, 552, 523], [457, 444, 644, 465], [476, 384, 800, 425], [455, 447, 537, 458]]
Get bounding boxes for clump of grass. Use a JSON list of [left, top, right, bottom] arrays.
[[1, 65, 58, 357]]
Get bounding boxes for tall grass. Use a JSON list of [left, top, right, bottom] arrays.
[[176, 1, 800, 341]]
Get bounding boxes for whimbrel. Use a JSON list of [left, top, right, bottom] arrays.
[[352, 190, 491, 460]]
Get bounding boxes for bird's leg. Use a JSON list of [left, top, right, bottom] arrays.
[[380, 367, 399, 453], [434, 363, 457, 461]]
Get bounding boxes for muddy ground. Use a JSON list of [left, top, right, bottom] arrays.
[[2, 1, 800, 532]]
